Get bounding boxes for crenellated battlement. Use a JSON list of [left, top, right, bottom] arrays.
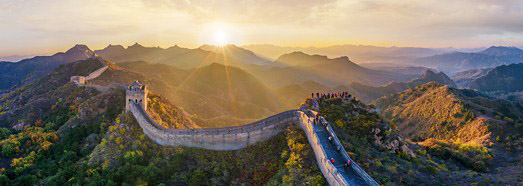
[[126, 81, 148, 112]]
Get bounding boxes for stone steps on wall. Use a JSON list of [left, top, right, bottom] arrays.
[[312, 120, 368, 185]]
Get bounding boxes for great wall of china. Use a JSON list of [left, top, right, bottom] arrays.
[[70, 56, 109, 85], [72, 57, 379, 186]]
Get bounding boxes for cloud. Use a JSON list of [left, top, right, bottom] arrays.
[[1, 0, 523, 55], [141, 0, 339, 24]]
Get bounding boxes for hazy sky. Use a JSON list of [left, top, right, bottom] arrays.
[[1, 0, 523, 55]]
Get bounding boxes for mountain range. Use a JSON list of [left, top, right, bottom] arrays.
[[94, 43, 419, 88], [95, 43, 275, 69], [412, 46, 523, 74], [242, 44, 485, 63], [261, 51, 415, 87]]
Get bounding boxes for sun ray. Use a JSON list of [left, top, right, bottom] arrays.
[[220, 46, 237, 113], [174, 46, 221, 93]]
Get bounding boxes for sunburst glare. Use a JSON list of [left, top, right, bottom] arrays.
[[212, 30, 228, 46]]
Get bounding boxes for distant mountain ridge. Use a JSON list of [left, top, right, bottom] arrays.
[[242, 44, 465, 63], [469, 63, 523, 92], [452, 68, 492, 88], [275, 51, 350, 66], [414, 46, 523, 74], [269, 51, 414, 86], [479, 46, 523, 56], [348, 70, 456, 103], [95, 43, 274, 69]]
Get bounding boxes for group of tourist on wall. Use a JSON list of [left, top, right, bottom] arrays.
[[308, 94, 353, 169], [311, 92, 352, 105]]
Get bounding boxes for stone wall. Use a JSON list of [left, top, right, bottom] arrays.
[[130, 103, 298, 150], [70, 76, 86, 85], [70, 56, 108, 85], [85, 66, 108, 81]]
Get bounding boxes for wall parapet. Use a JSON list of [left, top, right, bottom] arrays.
[[130, 103, 298, 150]]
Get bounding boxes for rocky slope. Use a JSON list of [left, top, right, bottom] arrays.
[[376, 82, 522, 184]]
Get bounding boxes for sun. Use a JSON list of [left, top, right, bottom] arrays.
[[212, 30, 229, 46], [202, 21, 239, 46]]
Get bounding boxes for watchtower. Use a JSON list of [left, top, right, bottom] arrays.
[[126, 80, 148, 112]]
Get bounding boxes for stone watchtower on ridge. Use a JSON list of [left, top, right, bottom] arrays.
[[126, 80, 148, 112]]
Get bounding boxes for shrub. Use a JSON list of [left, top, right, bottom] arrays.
[[472, 161, 486, 172], [188, 169, 207, 186], [335, 119, 347, 128], [424, 165, 438, 175], [503, 117, 515, 123], [415, 149, 427, 156]]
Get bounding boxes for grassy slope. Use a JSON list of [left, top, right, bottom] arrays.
[[147, 94, 200, 129], [376, 82, 523, 184]]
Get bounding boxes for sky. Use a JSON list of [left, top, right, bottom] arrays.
[[1, 0, 523, 56]]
